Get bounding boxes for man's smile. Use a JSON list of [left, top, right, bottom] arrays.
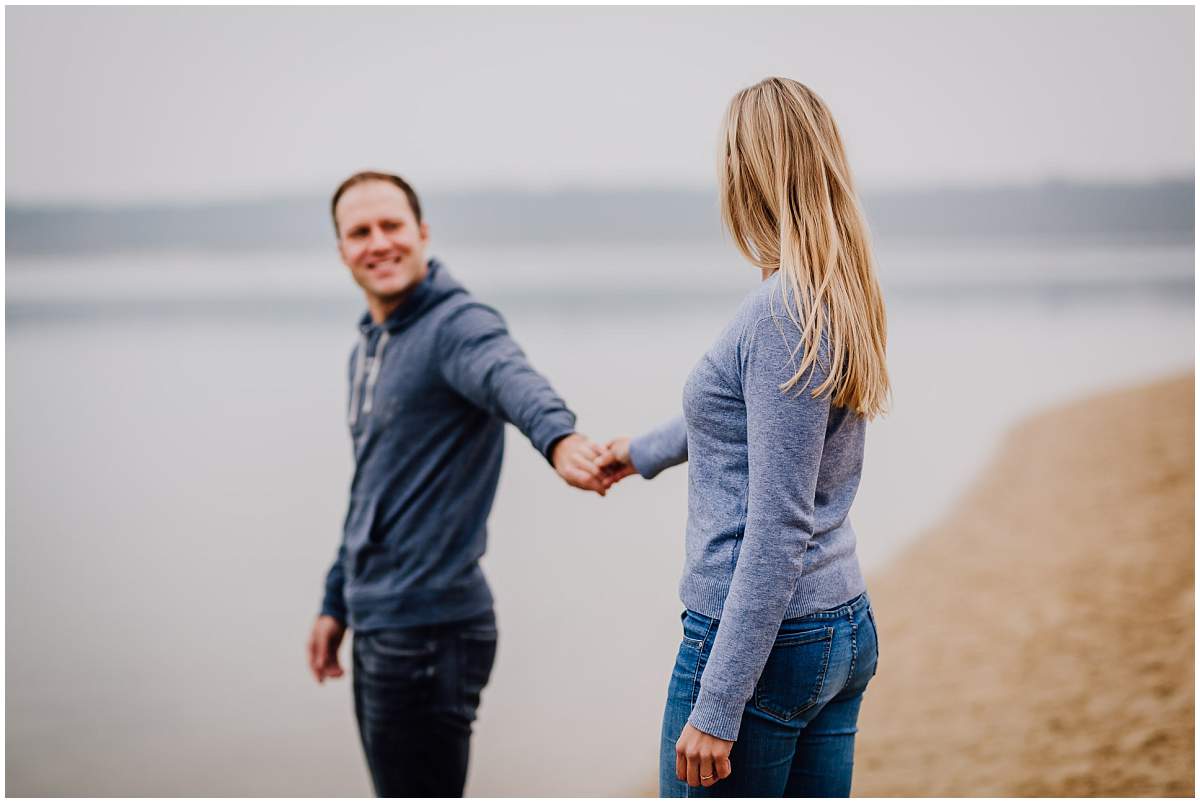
[[365, 255, 404, 270]]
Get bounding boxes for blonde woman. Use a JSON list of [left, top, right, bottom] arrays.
[[598, 78, 889, 797]]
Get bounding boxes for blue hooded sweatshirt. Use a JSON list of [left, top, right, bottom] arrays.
[[320, 258, 577, 631]]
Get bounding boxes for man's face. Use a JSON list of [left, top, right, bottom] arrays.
[[335, 181, 430, 306]]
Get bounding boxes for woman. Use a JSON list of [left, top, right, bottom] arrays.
[[597, 78, 890, 797]]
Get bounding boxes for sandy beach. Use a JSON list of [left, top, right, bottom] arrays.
[[853, 373, 1194, 796]]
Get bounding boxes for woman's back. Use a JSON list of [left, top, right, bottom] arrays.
[[632, 272, 868, 738]]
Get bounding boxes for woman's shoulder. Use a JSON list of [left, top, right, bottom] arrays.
[[731, 273, 831, 364], [731, 272, 795, 333]]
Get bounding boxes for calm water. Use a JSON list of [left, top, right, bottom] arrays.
[[6, 239, 1194, 795]]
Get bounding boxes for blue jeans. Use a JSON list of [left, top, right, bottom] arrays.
[[659, 593, 879, 797], [352, 610, 497, 797]]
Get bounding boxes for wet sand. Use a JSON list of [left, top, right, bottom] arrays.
[[854, 374, 1194, 796]]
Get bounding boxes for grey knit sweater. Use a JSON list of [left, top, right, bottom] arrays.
[[630, 273, 867, 741]]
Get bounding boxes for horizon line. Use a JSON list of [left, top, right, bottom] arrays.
[[7, 172, 1194, 211]]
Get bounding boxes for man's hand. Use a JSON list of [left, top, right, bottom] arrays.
[[551, 433, 611, 496], [675, 723, 734, 788], [307, 615, 347, 683], [594, 436, 638, 485]]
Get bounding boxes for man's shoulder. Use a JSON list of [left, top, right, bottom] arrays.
[[431, 292, 507, 336]]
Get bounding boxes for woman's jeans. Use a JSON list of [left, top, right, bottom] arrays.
[[352, 610, 497, 798], [660, 593, 879, 797]]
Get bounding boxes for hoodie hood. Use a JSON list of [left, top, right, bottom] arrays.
[[348, 257, 464, 427], [356, 257, 465, 336]]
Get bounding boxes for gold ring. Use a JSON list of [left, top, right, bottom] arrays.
[[701, 774, 714, 781]]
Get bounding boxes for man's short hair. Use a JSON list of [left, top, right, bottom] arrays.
[[331, 171, 423, 235]]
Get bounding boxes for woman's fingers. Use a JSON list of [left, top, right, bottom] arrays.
[[699, 755, 717, 788], [675, 725, 733, 788]]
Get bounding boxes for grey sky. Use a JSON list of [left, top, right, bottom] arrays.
[[6, 6, 1193, 204]]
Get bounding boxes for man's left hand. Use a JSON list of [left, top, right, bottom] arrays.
[[675, 723, 734, 788], [551, 433, 610, 496]]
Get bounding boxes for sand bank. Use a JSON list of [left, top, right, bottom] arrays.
[[853, 374, 1194, 796]]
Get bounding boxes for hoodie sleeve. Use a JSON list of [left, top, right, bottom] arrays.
[[629, 416, 688, 479], [319, 344, 359, 624], [320, 544, 348, 624], [437, 302, 577, 462]]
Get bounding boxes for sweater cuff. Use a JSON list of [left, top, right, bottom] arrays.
[[629, 434, 666, 479], [534, 414, 579, 465], [688, 685, 747, 742]]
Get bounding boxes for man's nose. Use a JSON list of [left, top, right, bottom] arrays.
[[367, 229, 391, 252]]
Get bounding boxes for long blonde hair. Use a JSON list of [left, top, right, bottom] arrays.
[[720, 77, 890, 419]]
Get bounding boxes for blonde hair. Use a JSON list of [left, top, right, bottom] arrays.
[[720, 77, 890, 419]]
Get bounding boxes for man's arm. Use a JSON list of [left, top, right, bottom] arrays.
[[437, 302, 608, 493], [309, 546, 348, 683], [320, 544, 349, 623]]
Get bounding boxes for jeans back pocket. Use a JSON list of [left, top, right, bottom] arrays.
[[753, 625, 835, 721]]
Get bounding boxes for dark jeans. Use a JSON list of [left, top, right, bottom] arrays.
[[353, 610, 498, 798], [660, 593, 879, 797]]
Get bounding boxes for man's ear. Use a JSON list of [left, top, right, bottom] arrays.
[[419, 220, 430, 244]]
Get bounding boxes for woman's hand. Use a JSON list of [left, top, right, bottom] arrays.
[[675, 723, 733, 788], [594, 437, 638, 485]]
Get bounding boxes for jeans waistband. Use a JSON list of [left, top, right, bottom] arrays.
[[786, 591, 871, 621], [684, 591, 870, 629]]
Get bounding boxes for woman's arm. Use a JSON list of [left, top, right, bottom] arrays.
[[688, 317, 831, 742], [597, 415, 688, 482]]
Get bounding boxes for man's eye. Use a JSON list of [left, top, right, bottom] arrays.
[[350, 228, 368, 238], [382, 221, 400, 231]]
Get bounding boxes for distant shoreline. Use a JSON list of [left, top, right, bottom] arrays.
[[6, 178, 1193, 257], [853, 373, 1194, 796]]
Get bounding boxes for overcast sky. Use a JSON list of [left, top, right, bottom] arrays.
[[6, 6, 1194, 204]]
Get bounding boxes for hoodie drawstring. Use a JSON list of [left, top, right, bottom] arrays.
[[347, 332, 369, 428], [348, 329, 392, 427], [362, 331, 390, 415]]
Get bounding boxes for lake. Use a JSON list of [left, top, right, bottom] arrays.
[[5, 237, 1193, 795]]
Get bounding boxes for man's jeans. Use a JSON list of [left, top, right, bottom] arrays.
[[660, 593, 879, 797], [353, 610, 497, 798]]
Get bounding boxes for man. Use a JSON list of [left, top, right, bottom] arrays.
[[306, 171, 611, 797]]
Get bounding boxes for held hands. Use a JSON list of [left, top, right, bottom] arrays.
[[551, 433, 637, 496], [676, 723, 734, 788], [594, 436, 637, 484]]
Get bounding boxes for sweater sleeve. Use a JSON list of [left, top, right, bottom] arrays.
[[629, 416, 688, 479], [437, 302, 577, 462], [687, 316, 831, 741]]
